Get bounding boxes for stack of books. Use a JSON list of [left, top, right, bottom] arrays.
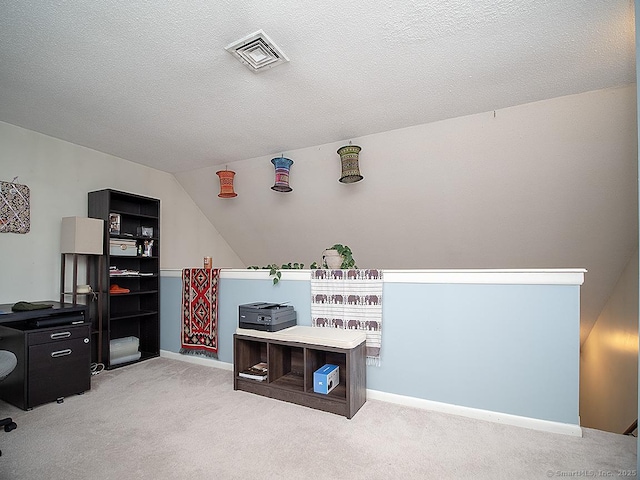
[[109, 266, 140, 276], [239, 362, 268, 381]]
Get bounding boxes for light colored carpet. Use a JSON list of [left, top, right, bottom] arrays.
[[0, 357, 635, 480]]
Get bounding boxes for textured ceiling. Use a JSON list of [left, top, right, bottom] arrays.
[[0, 1, 635, 174]]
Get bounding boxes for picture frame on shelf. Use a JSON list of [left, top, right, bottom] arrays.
[[109, 213, 121, 235], [137, 226, 153, 238]]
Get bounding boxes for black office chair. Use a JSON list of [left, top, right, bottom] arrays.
[[0, 350, 17, 456]]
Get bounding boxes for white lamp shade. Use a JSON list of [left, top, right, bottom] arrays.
[[61, 216, 104, 254]]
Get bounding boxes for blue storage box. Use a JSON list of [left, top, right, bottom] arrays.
[[313, 364, 339, 394]]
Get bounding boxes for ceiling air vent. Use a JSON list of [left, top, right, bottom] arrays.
[[225, 30, 289, 73]]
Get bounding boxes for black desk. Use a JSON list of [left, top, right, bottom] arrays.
[[0, 301, 91, 410], [0, 301, 86, 325]]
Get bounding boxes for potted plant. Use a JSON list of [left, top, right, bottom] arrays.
[[248, 262, 318, 285], [322, 244, 357, 269]]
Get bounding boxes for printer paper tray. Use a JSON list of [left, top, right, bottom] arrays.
[[238, 319, 297, 332]]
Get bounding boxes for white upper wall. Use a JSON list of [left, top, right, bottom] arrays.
[[176, 86, 639, 344], [0, 121, 243, 305]]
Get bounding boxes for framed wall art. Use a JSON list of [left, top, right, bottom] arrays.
[[0, 179, 30, 234]]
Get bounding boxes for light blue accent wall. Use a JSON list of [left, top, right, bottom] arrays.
[[160, 277, 312, 361], [371, 283, 579, 424], [161, 273, 580, 425], [160, 275, 182, 353]]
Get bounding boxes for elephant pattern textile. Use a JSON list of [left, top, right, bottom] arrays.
[[311, 269, 383, 366], [180, 268, 220, 358]]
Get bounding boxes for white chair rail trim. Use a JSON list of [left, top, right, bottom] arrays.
[[161, 268, 586, 285]]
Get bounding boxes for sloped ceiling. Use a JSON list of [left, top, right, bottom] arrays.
[[0, 1, 637, 343]]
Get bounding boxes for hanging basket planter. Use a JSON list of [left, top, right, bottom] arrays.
[[271, 156, 294, 192], [337, 145, 363, 183], [216, 170, 238, 198]]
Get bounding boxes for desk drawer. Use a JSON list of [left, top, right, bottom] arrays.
[[28, 336, 91, 408], [28, 325, 89, 346]]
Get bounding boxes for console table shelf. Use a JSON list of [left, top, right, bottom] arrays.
[[233, 326, 367, 419]]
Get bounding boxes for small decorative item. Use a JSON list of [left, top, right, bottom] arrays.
[[143, 239, 154, 257], [337, 144, 363, 183], [216, 169, 238, 198], [110, 284, 130, 294], [109, 213, 121, 235], [271, 156, 293, 192], [76, 285, 92, 294], [137, 226, 153, 238], [204, 256, 212, 269]]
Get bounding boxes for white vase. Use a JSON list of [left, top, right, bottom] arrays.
[[323, 249, 343, 269]]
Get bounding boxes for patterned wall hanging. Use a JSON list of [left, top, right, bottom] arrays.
[[271, 156, 293, 192], [180, 268, 220, 358], [216, 169, 238, 198], [0, 178, 30, 234], [337, 144, 363, 183], [311, 268, 383, 365]]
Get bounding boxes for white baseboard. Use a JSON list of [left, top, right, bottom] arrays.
[[366, 389, 582, 437], [161, 349, 582, 437]]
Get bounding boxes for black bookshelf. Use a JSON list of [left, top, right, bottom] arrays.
[[88, 189, 160, 369]]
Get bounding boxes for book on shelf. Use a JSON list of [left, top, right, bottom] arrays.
[[249, 362, 267, 372], [109, 266, 141, 276], [239, 362, 268, 381]]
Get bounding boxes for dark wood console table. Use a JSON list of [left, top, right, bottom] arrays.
[[0, 302, 91, 410], [234, 326, 367, 419]]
